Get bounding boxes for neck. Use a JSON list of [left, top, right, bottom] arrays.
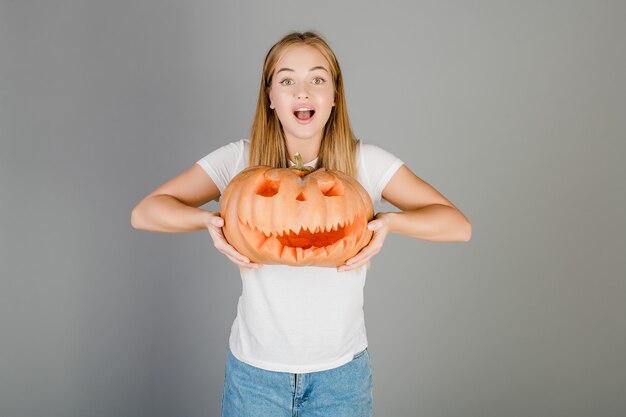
[[285, 135, 322, 165]]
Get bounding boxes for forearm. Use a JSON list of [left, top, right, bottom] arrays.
[[382, 204, 472, 242], [131, 194, 213, 233]]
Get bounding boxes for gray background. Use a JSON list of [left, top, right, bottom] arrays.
[[1, 1, 625, 416]]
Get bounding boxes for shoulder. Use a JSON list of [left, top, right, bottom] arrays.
[[355, 140, 405, 203], [195, 138, 249, 194], [197, 138, 247, 163], [356, 140, 404, 173], [216, 138, 248, 155], [358, 140, 402, 164]]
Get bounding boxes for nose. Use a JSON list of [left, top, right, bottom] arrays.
[[295, 84, 310, 99]]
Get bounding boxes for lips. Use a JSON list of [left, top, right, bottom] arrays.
[[292, 103, 316, 113], [292, 104, 316, 122]]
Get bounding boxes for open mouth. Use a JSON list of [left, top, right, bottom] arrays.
[[293, 109, 315, 121], [239, 212, 367, 263]]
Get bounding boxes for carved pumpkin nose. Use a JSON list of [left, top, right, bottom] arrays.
[[296, 192, 306, 201]]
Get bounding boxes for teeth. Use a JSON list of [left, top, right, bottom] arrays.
[[242, 213, 367, 260], [295, 107, 313, 111], [257, 225, 271, 239], [326, 238, 345, 257], [282, 246, 296, 262], [301, 247, 315, 263], [346, 233, 357, 249], [256, 234, 273, 251]]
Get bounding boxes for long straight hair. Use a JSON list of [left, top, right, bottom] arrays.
[[248, 31, 359, 178]]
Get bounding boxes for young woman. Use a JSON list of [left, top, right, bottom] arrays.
[[132, 31, 471, 417]]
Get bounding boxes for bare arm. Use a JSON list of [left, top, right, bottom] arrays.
[[338, 164, 471, 271], [380, 164, 472, 242], [130, 164, 220, 233], [131, 164, 262, 268]]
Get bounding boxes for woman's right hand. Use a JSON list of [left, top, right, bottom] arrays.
[[206, 213, 263, 269]]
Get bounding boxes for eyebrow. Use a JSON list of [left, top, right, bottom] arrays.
[[276, 66, 329, 75]]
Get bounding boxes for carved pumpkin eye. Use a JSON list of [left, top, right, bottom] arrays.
[[255, 176, 280, 197], [318, 179, 344, 197]]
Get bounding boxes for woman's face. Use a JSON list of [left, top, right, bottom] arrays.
[[268, 44, 335, 146]]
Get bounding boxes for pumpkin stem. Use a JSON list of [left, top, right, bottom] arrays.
[[293, 152, 307, 171], [291, 152, 314, 177]]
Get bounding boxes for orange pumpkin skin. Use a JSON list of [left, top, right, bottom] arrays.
[[220, 165, 374, 267]]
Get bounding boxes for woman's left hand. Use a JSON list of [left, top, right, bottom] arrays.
[[337, 212, 392, 272]]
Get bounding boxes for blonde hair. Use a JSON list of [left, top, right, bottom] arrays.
[[248, 31, 359, 178]]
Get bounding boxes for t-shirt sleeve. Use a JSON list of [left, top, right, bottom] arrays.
[[359, 143, 404, 204], [195, 139, 246, 194]]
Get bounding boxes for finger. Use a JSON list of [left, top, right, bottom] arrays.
[[216, 241, 250, 264], [207, 227, 226, 244], [226, 250, 251, 265], [338, 255, 372, 272], [204, 219, 262, 268], [225, 241, 248, 259], [342, 239, 385, 269], [208, 215, 224, 228], [207, 227, 224, 240], [225, 254, 249, 268], [345, 245, 377, 266], [220, 242, 263, 268], [207, 228, 256, 265], [224, 252, 262, 268]]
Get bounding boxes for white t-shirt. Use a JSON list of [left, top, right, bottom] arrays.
[[196, 138, 403, 373]]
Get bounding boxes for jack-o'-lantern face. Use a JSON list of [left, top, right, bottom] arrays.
[[220, 161, 374, 267]]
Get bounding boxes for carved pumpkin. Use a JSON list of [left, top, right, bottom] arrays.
[[220, 154, 374, 267]]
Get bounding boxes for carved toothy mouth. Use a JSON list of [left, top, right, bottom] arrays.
[[238, 212, 368, 263]]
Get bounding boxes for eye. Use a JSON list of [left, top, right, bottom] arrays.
[[255, 176, 280, 197], [312, 77, 326, 85], [279, 79, 294, 86], [318, 179, 344, 197]]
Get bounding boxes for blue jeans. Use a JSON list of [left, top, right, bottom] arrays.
[[220, 347, 373, 417]]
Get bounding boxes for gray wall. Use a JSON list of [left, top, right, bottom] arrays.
[[1, 1, 625, 416]]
